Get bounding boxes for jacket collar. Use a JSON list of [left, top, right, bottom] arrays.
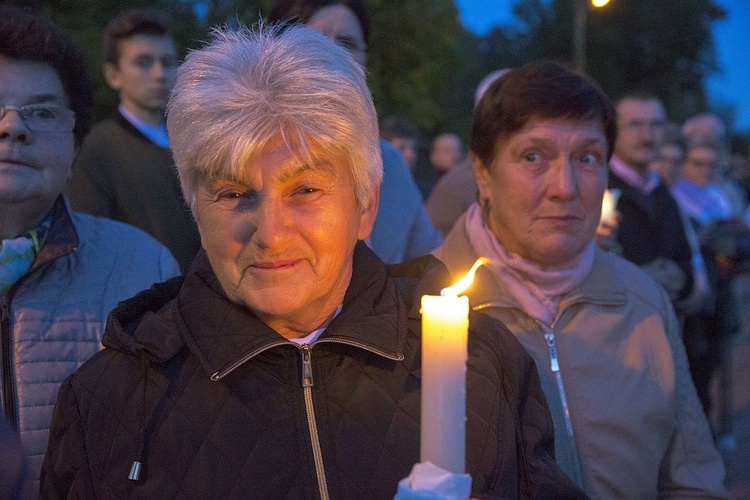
[[174, 241, 413, 380], [30, 195, 78, 273]]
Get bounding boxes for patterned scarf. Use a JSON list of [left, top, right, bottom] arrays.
[[464, 203, 595, 327], [0, 214, 52, 294]]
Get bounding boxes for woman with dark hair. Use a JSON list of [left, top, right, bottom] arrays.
[[268, 0, 371, 63], [434, 61, 728, 498]]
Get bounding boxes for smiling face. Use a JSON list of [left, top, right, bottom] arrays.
[[474, 117, 609, 267], [195, 134, 378, 337], [0, 56, 75, 218]]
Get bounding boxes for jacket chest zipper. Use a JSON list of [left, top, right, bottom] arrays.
[[301, 344, 330, 500], [1, 295, 17, 428], [0, 228, 76, 431], [542, 328, 584, 478], [479, 301, 582, 452], [213, 338, 402, 497]]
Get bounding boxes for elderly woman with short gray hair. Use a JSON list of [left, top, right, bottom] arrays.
[[41, 24, 583, 498]]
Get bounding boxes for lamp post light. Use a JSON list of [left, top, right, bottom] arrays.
[[574, 0, 611, 73]]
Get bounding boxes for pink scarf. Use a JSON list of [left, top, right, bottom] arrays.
[[465, 203, 595, 326]]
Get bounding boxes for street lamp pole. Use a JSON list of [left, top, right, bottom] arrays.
[[574, 0, 610, 73], [574, 0, 587, 73]]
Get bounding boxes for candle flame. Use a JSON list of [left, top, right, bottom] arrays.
[[600, 188, 621, 223], [441, 257, 487, 297]]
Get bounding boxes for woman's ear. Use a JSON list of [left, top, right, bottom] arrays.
[[471, 152, 492, 206], [357, 186, 380, 241]]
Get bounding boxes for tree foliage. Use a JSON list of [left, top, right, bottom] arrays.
[[3, 0, 732, 140], [3, 0, 462, 134], [503, 0, 727, 125], [366, 0, 463, 133]]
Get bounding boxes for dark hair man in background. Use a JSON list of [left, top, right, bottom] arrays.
[[66, 8, 200, 272]]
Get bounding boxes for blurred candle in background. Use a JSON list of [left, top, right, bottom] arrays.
[[600, 188, 621, 223]]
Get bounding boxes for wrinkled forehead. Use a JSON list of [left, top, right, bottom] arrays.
[[503, 115, 608, 144]]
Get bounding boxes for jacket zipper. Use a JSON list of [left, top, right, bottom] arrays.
[[541, 326, 584, 479], [1, 295, 16, 427], [212, 336, 404, 499], [296, 339, 402, 500], [476, 299, 588, 480], [211, 341, 331, 498], [475, 300, 581, 445], [0, 203, 78, 431], [300, 344, 330, 500]]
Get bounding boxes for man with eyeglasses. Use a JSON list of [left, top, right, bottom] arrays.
[[607, 91, 695, 316], [67, 8, 200, 273], [0, 6, 179, 491]]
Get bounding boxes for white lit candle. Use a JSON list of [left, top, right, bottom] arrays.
[[420, 258, 485, 474], [600, 188, 621, 223]]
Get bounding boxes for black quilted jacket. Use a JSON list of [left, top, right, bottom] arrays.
[[40, 243, 584, 499]]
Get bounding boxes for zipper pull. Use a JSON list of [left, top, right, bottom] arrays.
[[1, 296, 10, 324], [544, 332, 560, 372], [301, 344, 313, 388]]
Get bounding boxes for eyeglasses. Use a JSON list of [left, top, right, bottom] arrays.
[[0, 104, 76, 133], [620, 119, 666, 132]]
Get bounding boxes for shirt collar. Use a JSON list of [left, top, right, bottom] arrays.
[[609, 155, 662, 194], [287, 305, 343, 345], [119, 104, 170, 149]]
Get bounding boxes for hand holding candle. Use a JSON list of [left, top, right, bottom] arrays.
[[420, 258, 486, 475]]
